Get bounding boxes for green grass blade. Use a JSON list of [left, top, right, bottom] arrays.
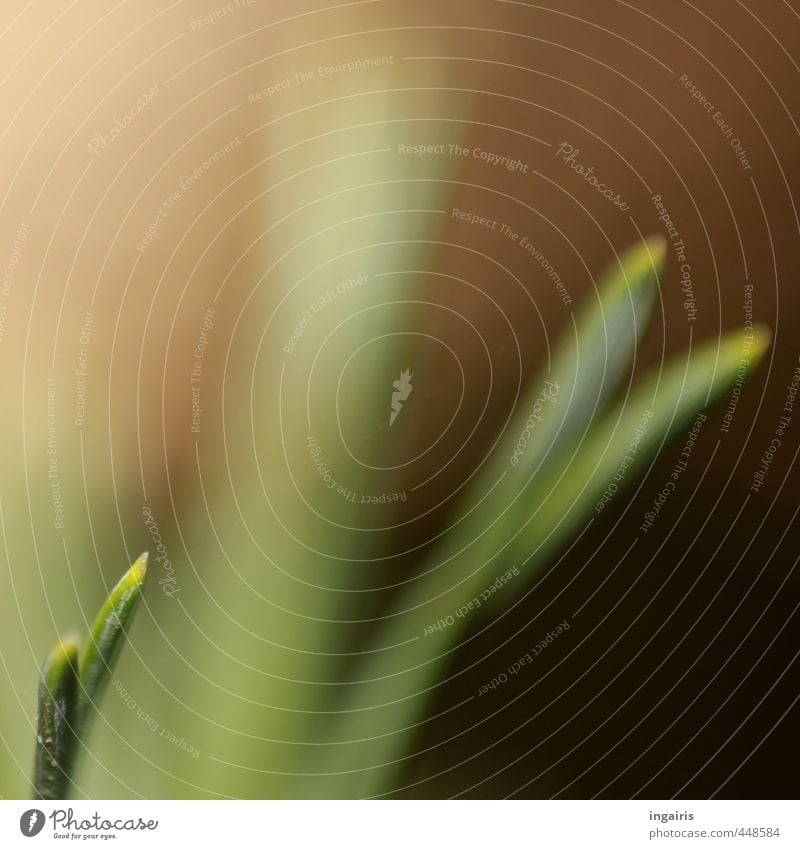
[[435, 237, 667, 601], [321, 326, 770, 796], [33, 554, 148, 798], [34, 635, 80, 800], [506, 325, 771, 566], [514, 235, 665, 469], [76, 553, 148, 733], [480, 236, 665, 500]]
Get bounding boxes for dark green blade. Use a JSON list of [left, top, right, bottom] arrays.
[[34, 635, 80, 800]]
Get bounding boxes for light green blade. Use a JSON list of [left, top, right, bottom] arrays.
[[506, 326, 771, 567], [508, 235, 666, 473], [491, 236, 664, 483], [77, 553, 148, 734], [442, 237, 667, 578]]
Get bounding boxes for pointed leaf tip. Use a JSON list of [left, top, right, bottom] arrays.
[[599, 235, 667, 296], [77, 557, 148, 733], [130, 551, 148, 585], [42, 635, 80, 693], [643, 233, 668, 266], [749, 324, 772, 362]]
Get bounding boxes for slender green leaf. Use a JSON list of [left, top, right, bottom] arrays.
[[77, 552, 148, 733], [475, 236, 664, 501], [505, 326, 771, 567], [430, 237, 667, 590], [509, 235, 666, 472], [34, 635, 80, 800]]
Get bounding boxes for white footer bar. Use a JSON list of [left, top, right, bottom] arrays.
[[2, 800, 796, 848]]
